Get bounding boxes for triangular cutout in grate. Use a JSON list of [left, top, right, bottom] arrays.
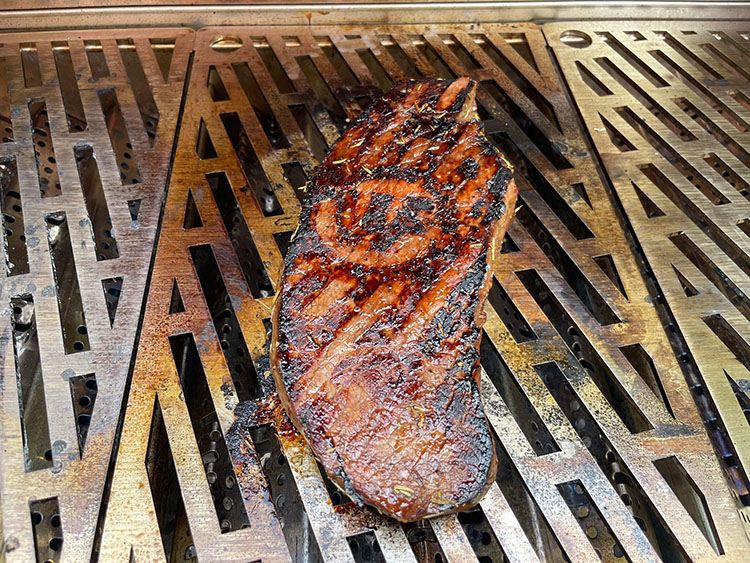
[[149, 37, 175, 83], [633, 182, 665, 218], [69, 373, 98, 456], [183, 189, 203, 229], [169, 278, 185, 314], [501, 32, 539, 72], [672, 264, 699, 297], [594, 254, 628, 299], [196, 117, 217, 159], [571, 182, 592, 207], [102, 277, 123, 327], [128, 198, 142, 225]]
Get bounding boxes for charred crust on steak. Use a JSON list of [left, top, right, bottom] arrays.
[[270, 78, 517, 522]]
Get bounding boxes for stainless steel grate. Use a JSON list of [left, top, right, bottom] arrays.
[[3, 20, 750, 563], [0, 28, 193, 561], [90, 24, 750, 562], [546, 21, 750, 538]]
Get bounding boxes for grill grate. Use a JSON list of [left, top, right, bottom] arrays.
[[0, 28, 193, 561], [2, 21, 750, 563], [95, 24, 749, 562], [546, 21, 750, 537]]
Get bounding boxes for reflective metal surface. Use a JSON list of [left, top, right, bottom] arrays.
[[0, 28, 193, 560], [3, 19, 750, 563], [546, 20, 750, 539]]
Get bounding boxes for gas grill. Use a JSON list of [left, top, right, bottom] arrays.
[[1, 4, 750, 562]]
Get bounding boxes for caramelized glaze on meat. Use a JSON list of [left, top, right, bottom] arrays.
[[271, 78, 517, 522]]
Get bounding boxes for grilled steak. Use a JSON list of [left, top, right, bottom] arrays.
[[271, 78, 517, 522]]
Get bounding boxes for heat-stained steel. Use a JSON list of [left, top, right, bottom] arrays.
[[0, 28, 193, 561], [546, 21, 750, 538], [94, 24, 750, 563]]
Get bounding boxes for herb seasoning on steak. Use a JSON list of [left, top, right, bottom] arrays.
[[271, 78, 517, 522]]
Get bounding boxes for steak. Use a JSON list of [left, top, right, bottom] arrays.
[[271, 78, 517, 522]]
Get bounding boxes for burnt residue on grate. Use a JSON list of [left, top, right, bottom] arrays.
[[227, 398, 324, 561]]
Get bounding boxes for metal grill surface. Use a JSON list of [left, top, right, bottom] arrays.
[[546, 21, 750, 539], [0, 20, 750, 563], [0, 28, 193, 561], [87, 24, 750, 562]]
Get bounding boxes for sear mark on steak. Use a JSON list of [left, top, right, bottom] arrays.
[[271, 77, 518, 522]]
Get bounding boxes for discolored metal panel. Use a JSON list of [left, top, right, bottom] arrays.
[[0, 28, 193, 561], [545, 21, 750, 539], [97, 25, 750, 562]]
